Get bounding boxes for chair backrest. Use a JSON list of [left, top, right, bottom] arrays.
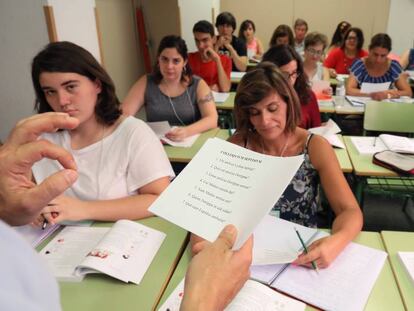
[[363, 101, 414, 134]]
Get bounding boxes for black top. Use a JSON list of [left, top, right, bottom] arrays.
[[218, 35, 247, 72]]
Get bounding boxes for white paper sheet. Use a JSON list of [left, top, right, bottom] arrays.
[[212, 91, 230, 103], [398, 251, 414, 285], [230, 71, 246, 79], [308, 120, 345, 149], [311, 80, 330, 94], [147, 121, 200, 148], [149, 138, 303, 249], [360, 82, 391, 93], [158, 279, 306, 311]]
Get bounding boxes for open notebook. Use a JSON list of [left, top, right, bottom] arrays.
[[147, 121, 200, 147], [250, 215, 387, 311], [350, 134, 414, 155], [39, 220, 165, 284]]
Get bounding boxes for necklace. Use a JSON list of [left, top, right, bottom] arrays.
[[96, 124, 106, 200], [260, 134, 290, 157], [165, 87, 196, 126]]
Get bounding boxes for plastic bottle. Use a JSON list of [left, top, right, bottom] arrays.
[[336, 80, 346, 96]]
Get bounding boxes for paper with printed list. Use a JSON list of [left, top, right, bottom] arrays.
[[158, 279, 305, 311], [149, 138, 303, 249]]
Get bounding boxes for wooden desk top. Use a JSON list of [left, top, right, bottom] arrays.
[[157, 231, 404, 311], [164, 128, 220, 163], [343, 136, 398, 177], [381, 231, 414, 311], [57, 217, 188, 311]]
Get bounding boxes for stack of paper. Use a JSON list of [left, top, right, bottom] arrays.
[[397, 251, 414, 285], [308, 119, 345, 149], [212, 91, 230, 103], [147, 121, 200, 148], [14, 224, 60, 247]]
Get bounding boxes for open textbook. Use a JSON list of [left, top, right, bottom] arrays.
[[147, 121, 200, 147], [149, 138, 303, 249], [39, 220, 165, 284], [250, 215, 387, 311], [158, 279, 305, 311], [308, 119, 345, 149], [398, 252, 414, 286], [350, 134, 414, 155]]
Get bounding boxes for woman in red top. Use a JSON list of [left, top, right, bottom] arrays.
[[262, 45, 321, 129], [324, 27, 368, 78]]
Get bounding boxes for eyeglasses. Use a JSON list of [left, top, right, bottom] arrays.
[[282, 70, 300, 80], [306, 48, 324, 56]]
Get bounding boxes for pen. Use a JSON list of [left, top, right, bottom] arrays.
[[42, 217, 48, 230], [373, 137, 377, 147], [294, 227, 319, 272]]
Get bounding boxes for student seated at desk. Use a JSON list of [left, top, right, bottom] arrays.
[[326, 21, 351, 56], [192, 63, 363, 268], [0, 112, 252, 311], [123, 35, 218, 142], [324, 27, 368, 78], [238, 19, 264, 60], [293, 18, 309, 58], [215, 12, 248, 72], [303, 31, 331, 94], [263, 45, 321, 129], [346, 33, 412, 100], [30, 42, 174, 226], [188, 20, 232, 92], [269, 24, 295, 48]]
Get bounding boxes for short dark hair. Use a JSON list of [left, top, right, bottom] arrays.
[[269, 24, 294, 47], [193, 20, 215, 37], [304, 32, 328, 50], [215, 12, 236, 31], [262, 45, 310, 104], [369, 33, 392, 51], [294, 18, 308, 31], [32, 41, 121, 125], [234, 62, 301, 136], [341, 27, 364, 51], [238, 19, 255, 40], [152, 35, 192, 85]]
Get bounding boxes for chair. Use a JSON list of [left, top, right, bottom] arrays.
[[361, 101, 414, 212], [363, 101, 414, 135]]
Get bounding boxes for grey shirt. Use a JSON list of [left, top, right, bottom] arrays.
[[144, 74, 202, 126]]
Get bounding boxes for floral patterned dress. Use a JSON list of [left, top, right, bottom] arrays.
[[271, 134, 319, 227]]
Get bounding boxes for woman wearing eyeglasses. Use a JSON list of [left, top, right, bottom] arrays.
[[262, 45, 321, 129], [303, 32, 331, 95], [346, 33, 412, 100], [324, 27, 368, 78]]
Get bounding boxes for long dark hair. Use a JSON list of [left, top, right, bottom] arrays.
[[330, 21, 351, 48], [262, 45, 310, 104], [269, 24, 294, 48], [238, 19, 256, 42], [32, 41, 121, 125], [340, 27, 364, 51], [152, 35, 192, 85]]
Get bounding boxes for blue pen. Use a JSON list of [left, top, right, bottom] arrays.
[[294, 227, 319, 272]]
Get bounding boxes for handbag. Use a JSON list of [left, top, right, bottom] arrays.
[[373, 150, 414, 175]]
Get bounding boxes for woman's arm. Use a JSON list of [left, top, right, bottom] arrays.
[[400, 50, 409, 69], [166, 79, 218, 141], [255, 38, 264, 59], [393, 75, 413, 98], [294, 136, 363, 268], [122, 75, 147, 116], [224, 42, 248, 72], [39, 176, 170, 224], [345, 74, 367, 96]]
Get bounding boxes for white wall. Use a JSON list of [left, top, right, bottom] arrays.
[[387, 0, 414, 55], [47, 0, 101, 62], [0, 0, 49, 141], [178, 0, 216, 52]]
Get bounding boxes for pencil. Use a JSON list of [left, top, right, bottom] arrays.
[[294, 227, 319, 272]]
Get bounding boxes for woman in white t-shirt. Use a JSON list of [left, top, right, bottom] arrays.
[[30, 41, 174, 226]]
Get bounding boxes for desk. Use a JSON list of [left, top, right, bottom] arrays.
[[215, 130, 352, 173], [157, 232, 404, 310], [164, 128, 219, 163], [333, 96, 365, 115], [216, 92, 235, 111], [381, 231, 414, 310], [54, 217, 188, 311]]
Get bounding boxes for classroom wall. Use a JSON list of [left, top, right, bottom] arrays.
[[0, 0, 49, 141], [95, 0, 143, 101], [387, 0, 414, 56], [220, 0, 390, 50]]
